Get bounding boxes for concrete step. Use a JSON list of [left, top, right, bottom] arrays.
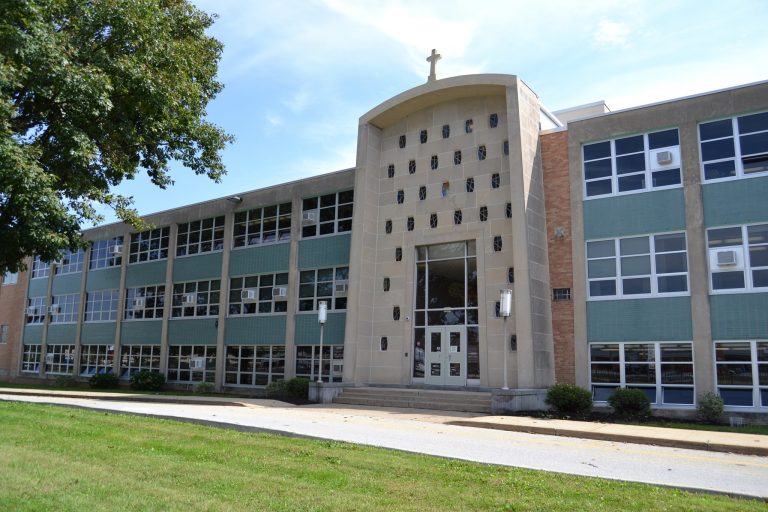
[[333, 387, 492, 413], [333, 396, 491, 414], [339, 387, 491, 399], [339, 391, 490, 405]]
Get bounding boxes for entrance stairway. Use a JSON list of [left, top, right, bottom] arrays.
[[332, 387, 492, 414]]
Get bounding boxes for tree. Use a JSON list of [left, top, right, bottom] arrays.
[[0, 0, 233, 273]]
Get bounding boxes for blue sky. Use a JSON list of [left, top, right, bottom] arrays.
[[99, 0, 768, 224]]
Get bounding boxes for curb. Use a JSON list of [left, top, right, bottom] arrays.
[[0, 389, 250, 408]]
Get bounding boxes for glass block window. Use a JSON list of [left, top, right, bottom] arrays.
[[385, 220, 392, 234], [489, 113, 499, 128], [225, 345, 285, 386], [55, 249, 85, 275], [21, 345, 41, 373], [479, 206, 488, 222], [301, 190, 353, 238], [298, 266, 348, 311], [465, 119, 473, 134], [90, 237, 123, 270], [491, 173, 500, 188], [49, 294, 80, 323], [387, 164, 395, 178], [430, 213, 438, 228], [505, 202, 512, 218], [508, 267, 515, 283], [407, 217, 414, 231], [715, 341, 767, 408], [504, 140, 509, 155], [493, 236, 503, 252], [431, 155, 438, 170], [177, 215, 226, 256], [45, 344, 76, 375], [395, 247, 402, 261], [478, 145, 487, 161], [26, 297, 47, 324], [590, 342, 694, 405], [167, 345, 216, 383], [124, 285, 165, 320], [295, 345, 344, 383], [700, 111, 768, 180], [228, 273, 288, 315], [442, 124, 450, 138], [707, 223, 768, 292], [396, 190, 404, 204], [129, 227, 170, 263], [171, 280, 220, 318], [465, 177, 474, 192], [393, 306, 400, 321], [441, 182, 449, 197], [454, 210, 462, 225], [419, 186, 427, 200], [420, 129, 428, 143], [0, 324, 7, 344], [380, 337, 388, 351], [31, 256, 49, 279], [454, 150, 462, 165], [84, 290, 119, 322], [119, 345, 161, 379], [79, 345, 114, 376], [399, 135, 406, 148], [408, 160, 416, 174], [383, 277, 390, 291], [234, 203, 291, 248]]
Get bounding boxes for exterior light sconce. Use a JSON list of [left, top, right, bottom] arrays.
[[317, 301, 327, 383], [554, 226, 565, 240], [499, 289, 513, 390]]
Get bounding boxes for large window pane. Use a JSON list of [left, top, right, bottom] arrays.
[[588, 259, 616, 278], [719, 388, 753, 407], [708, 227, 743, 247], [701, 138, 735, 161], [590, 344, 620, 362], [587, 240, 615, 258], [700, 119, 733, 141]]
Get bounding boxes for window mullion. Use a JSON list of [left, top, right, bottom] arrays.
[[733, 117, 744, 177], [611, 141, 618, 196], [615, 239, 622, 297], [619, 343, 626, 386]]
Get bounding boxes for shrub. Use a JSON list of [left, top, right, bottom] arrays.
[[266, 378, 309, 399], [194, 382, 215, 394], [89, 373, 119, 389], [608, 388, 651, 418], [54, 376, 78, 388], [697, 392, 724, 423], [545, 384, 593, 414], [129, 370, 165, 391], [265, 379, 286, 396]]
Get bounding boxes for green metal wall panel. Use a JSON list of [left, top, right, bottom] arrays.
[[587, 297, 692, 342], [81, 322, 117, 344], [86, 267, 121, 291], [583, 189, 686, 240], [224, 316, 287, 344], [702, 177, 768, 227], [298, 234, 351, 269], [27, 278, 48, 297], [173, 252, 223, 281], [47, 324, 78, 344], [22, 325, 43, 343], [293, 312, 346, 345], [120, 320, 162, 344], [167, 318, 218, 345], [125, 261, 167, 287], [51, 273, 82, 295], [710, 293, 768, 339], [229, 243, 290, 276]]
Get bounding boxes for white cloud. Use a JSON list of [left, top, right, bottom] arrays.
[[594, 19, 631, 47], [284, 89, 312, 114], [265, 115, 284, 127]]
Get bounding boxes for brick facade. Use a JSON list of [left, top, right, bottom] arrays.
[[0, 267, 29, 377]]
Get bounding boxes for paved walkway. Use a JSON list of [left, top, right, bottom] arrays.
[[0, 386, 765, 456]]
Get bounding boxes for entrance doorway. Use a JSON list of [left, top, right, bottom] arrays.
[[425, 326, 466, 386]]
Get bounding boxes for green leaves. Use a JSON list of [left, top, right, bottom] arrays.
[[0, 0, 233, 272]]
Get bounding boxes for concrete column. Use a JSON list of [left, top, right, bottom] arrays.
[[72, 245, 91, 378], [214, 212, 234, 390], [283, 195, 302, 379], [38, 262, 55, 378], [112, 236, 130, 377], [158, 225, 178, 376]]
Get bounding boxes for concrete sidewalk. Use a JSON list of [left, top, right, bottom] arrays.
[[2, 386, 766, 457]]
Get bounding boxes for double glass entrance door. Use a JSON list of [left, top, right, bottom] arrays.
[[425, 326, 466, 386]]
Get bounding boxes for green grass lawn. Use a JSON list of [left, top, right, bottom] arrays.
[[624, 420, 768, 436], [0, 402, 765, 511]]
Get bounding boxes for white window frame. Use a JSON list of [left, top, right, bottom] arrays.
[[128, 226, 170, 264], [31, 256, 49, 279], [714, 340, 767, 409], [297, 266, 349, 312], [582, 128, 682, 200], [699, 111, 768, 182], [300, 190, 354, 239], [586, 232, 690, 300], [707, 223, 768, 294], [228, 273, 289, 316], [79, 345, 115, 376], [2, 272, 18, 285], [171, 279, 221, 318], [84, 290, 119, 322], [224, 345, 286, 387], [294, 345, 344, 383], [124, 285, 165, 320], [49, 294, 80, 323], [26, 297, 47, 324], [89, 236, 124, 270], [176, 215, 226, 257], [55, 249, 85, 275], [119, 345, 161, 379], [21, 344, 42, 373], [167, 345, 216, 383], [45, 344, 76, 375], [589, 342, 695, 407]]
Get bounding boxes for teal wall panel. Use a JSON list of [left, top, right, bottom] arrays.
[[27, 278, 48, 297], [298, 234, 351, 269], [86, 267, 121, 291], [121, 320, 162, 344], [229, 243, 290, 276], [702, 177, 768, 227], [23, 325, 43, 343], [173, 252, 223, 281], [47, 324, 78, 344], [81, 322, 116, 344], [294, 312, 346, 345], [583, 189, 686, 240], [587, 297, 692, 342], [125, 261, 167, 287], [52, 273, 82, 295], [710, 293, 768, 339], [168, 318, 218, 345], [224, 316, 287, 344]]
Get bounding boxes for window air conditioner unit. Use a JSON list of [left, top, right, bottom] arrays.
[[302, 211, 317, 224], [47, 304, 61, 315], [272, 287, 287, 297], [241, 289, 258, 301], [189, 357, 205, 369], [182, 293, 197, 305], [334, 281, 348, 295], [111, 245, 123, 255], [656, 150, 674, 165], [332, 363, 343, 375], [133, 297, 145, 310], [45, 353, 54, 364], [26, 306, 39, 316], [716, 249, 738, 266]]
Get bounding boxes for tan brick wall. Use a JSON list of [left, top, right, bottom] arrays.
[[0, 268, 29, 376], [541, 130, 575, 384]]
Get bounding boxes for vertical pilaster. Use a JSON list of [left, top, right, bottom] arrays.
[[214, 212, 234, 390]]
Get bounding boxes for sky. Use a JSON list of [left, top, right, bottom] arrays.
[[98, 0, 768, 225]]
